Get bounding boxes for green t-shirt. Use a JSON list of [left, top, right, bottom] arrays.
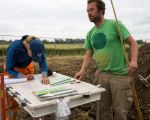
[[83, 19, 130, 75]]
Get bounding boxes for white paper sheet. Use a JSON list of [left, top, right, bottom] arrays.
[[5, 78, 27, 85]]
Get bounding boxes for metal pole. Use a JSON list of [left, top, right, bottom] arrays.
[[96, 100, 100, 120], [0, 74, 6, 120]]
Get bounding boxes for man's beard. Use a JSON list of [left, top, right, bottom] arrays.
[[89, 15, 99, 24]]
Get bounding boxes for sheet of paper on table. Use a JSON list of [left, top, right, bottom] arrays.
[[4, 74, 40, 85], [4, 78, 27, 85]]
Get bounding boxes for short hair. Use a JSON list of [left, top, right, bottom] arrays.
[[87, 0, 105, 15], [22, 35, 37, 43]]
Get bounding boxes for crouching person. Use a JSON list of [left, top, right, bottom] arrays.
[[4, 35, 49, 120]]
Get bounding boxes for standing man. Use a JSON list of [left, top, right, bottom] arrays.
[[4, 35, 49, 119], [75, 0, 138, 120]]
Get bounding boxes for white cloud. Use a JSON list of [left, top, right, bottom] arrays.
[[0, 0, 149, 41]]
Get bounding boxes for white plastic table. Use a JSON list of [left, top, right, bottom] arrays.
[[6, 73, 105, 119]]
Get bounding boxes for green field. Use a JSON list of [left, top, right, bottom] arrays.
[[0, 44, 85, 56], [0, 43, 83, 49], [0, 43, 139, 56], [45, 44, 83, 49]]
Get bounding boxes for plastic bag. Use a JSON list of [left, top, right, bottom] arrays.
[[56, 98, 71, 120]]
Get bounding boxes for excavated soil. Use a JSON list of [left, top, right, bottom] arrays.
[[11, 43, 150, 120], [127, 43, 150, 120]]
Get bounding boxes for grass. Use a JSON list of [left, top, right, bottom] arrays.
[[0, 43, 83, 49]]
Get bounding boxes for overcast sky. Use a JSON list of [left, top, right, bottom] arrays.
[[0, 0, 149, 41]]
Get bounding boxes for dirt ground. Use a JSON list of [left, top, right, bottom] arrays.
[[127, 43, 150, 120], [15, 43, 150, 120]]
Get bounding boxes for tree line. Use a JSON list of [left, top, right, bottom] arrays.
[[0, 38, 85, 44], [43, 38, 85, 44], [0, 39, 147, 44]]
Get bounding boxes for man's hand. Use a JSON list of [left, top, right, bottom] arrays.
[[74, 70, 85, 80], [74, 49, 92, 80], [26, 74, 34, 81], [128, 60, 138, 76], [126, 36, 138, 77], [41, 76, 49, 85]]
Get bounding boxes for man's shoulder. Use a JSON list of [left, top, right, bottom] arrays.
[[8, 40, 23, 50], [106, 19, 123, 25], [87, 26, 96, 36], [105, 19, 117, 24], [89, 26, 95, 32], [9, 40, 20, 45]]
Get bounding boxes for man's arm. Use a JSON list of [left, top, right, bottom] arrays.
[[126, 36, 138, 76], [39, 51, 49, 84], [75, 49, 93, 80], [6, 46, 19, 78], [39, 51, 48, 76]]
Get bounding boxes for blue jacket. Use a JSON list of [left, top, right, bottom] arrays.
[[6, 40, 48, 78]]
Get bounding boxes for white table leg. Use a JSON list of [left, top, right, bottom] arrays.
[[96, 100, 100, 120]]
